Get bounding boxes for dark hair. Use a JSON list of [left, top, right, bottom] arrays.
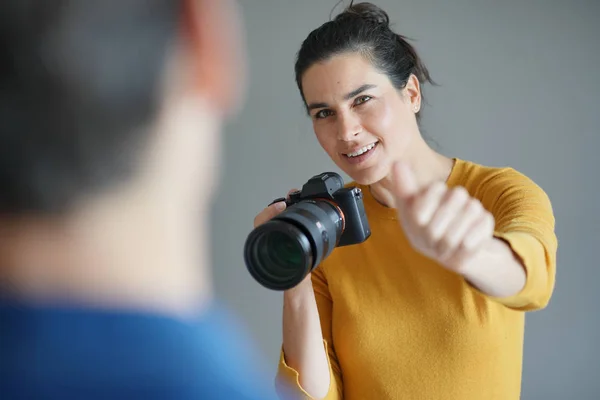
[[294, 1, 434, 120], [0, 1, 181, 214]]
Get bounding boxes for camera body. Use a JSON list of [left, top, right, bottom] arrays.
[[244, 171, 371, 291], [271, 172, 371, 247]]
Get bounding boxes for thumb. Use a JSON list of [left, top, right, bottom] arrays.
[[391, 162, 420, 206]]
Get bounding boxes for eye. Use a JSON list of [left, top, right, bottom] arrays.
[[354, 95, 372, 106], [314, 109, 333, 119]]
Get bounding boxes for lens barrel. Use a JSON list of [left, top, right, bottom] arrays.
[[244, 200, 343, 290]]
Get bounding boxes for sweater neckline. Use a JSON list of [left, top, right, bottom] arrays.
[[353, 158, 465, 221]]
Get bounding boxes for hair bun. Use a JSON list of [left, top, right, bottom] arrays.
[[334, 2, 390, 26]]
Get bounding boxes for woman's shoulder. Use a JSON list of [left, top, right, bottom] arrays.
[[450, 158, 552, 210], [450, 158, 542, 191]]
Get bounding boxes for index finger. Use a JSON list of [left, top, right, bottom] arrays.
[[253, 201, 287, 228]]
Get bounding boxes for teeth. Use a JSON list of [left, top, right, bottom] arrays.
[[347, 142, 376, 157]]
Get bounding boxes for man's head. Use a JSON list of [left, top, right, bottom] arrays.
[[0, 0, 246, 312], [0, 0, 245, 216]]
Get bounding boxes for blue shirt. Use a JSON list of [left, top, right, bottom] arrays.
[[0, 300, 277, 400]]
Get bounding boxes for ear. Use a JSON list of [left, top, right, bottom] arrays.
[[180, 0, 247, 116], [403, 74, 421, 113]]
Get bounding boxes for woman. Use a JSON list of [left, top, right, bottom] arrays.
[[254, 2, 557, 399]]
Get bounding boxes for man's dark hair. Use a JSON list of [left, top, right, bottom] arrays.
[[0, 1, 181, 214]]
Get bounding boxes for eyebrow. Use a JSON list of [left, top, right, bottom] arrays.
[[306, 84, 377, 112]]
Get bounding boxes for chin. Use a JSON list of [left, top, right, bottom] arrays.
[[343, 164, 389, 186]]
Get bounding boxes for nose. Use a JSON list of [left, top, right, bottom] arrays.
[[336, 111, 362, 141]]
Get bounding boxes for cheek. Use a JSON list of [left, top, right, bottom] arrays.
[[362, 101, 396, 140], [313, 124, 338, 156], [365, 99, 413, 146]]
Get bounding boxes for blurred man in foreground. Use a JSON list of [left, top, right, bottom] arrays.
[[0, 1, 274, 399]]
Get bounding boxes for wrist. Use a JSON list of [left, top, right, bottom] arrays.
[[453, 237, 527, 298], [451, 250, 482, 280], [284, 275, 314, 301], [444, 236, 497, 277]]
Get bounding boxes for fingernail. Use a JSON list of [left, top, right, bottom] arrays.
[[274, 202, 286, 211]]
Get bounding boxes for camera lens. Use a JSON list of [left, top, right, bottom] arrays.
[[246, 223, 312, 290], [258, 230, 304, 272], [244, 200, 344, 290]]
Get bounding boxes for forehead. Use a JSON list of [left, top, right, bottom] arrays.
[[301, 52, 390, 103]]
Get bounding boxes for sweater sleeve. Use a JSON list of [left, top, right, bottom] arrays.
[[274, 265, 343, 400], [478, 168, 558, 311]]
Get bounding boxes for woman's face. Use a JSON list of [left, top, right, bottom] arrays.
[[301, 52, 421, 185]]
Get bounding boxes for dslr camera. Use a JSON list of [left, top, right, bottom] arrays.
[[244, 172, 371, 290]]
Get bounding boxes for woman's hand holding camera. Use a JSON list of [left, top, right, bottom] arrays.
[[252, 189, 330, 398]]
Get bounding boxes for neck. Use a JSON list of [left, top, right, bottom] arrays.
[[369, 138, 454, 208], [0, 188, 213, 320]]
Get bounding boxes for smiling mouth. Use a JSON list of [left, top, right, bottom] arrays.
[[343, 141, 378, 158]]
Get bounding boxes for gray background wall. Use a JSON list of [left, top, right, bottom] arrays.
[[212, 1, 600, 398]]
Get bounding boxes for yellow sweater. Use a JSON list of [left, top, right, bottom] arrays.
[[275, 158, 558, 400]]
